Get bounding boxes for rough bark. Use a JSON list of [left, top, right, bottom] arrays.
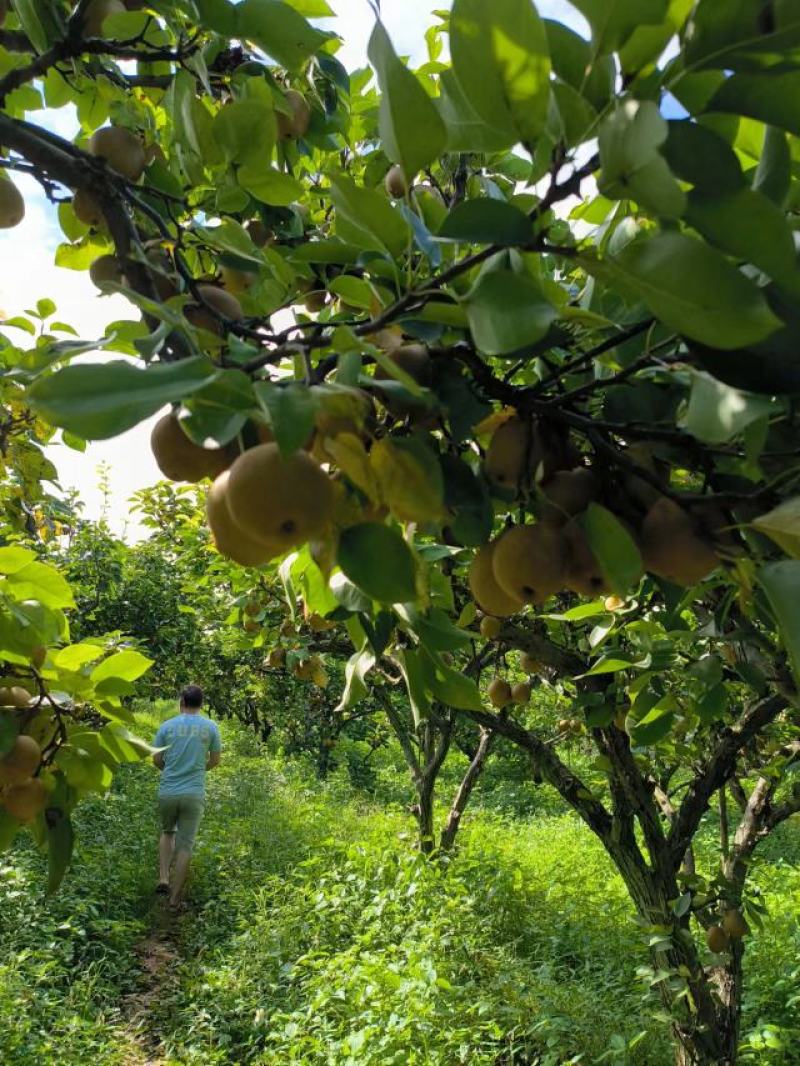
[[440, 728, 494, 852]]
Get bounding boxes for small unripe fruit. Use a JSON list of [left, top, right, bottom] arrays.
[[721, 909, 748, 940], [88, 126, 146, 181], [267, 647, 286, 669], [244, 600, 261, 616], [243, 618, 260, 633], [604, 595, 625, 611], [0, 686, 33, 709], [246, 219, 272, 247], [479, 616, 502, 640], [30, 646, 47, 670], [488, 678, 512, 709], [0, 180, 25, 229], [519, 653, 541, 674], [384, 164, 408, 198], [187, 284, 243, 335]]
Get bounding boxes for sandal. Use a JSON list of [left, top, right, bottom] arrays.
[[155, 882, 170, 895]]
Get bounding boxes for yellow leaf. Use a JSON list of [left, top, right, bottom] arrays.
[[370, 437, 445, 524], [325, 433, 381, 502]]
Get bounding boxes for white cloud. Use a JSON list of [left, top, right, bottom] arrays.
[[2, 0, 590, 541]]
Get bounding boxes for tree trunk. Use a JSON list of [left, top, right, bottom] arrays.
[[439, 728, 493, 851], [416, 771, 435, 855]]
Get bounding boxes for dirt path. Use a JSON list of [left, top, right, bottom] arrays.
[[119, 904, 183, 1066]]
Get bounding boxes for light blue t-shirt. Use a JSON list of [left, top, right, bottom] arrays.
[[154, 713, 222, 798]]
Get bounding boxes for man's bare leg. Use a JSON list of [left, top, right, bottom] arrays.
[[158, 832, 175, 886], [170, 848, 192, 907]]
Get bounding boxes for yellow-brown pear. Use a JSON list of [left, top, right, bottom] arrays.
[[541, 467, 598, 523], [276, 89, 312, 139], [88, 126, 146, 181], [468, 542, 524, 618], [206, 471, 281, 567], [83, 0, 125, 37], [0, 180, 25, 229], [384, 164, 408, 198], [0, 735, 41, 785], [3, 777, 47, 823], [488, 678, 512, 709], [563, 521, 609, 598], [641, 497, 719, 587], [151, 413, 236, 483], [492, 523, 566, 606], [225, 443, 334, 552]]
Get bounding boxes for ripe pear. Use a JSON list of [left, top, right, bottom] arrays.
[[479, 615, 502, 640], [563, 521, 609, 598], [541, 467, 598, 523], [277, 89, 312, 139], [280, 619, 297, 637], [243, 617, 260, 633], [226, 443, 334, 552], [30, 646, 47, 670], [88, 126, 146, 181], [0, 180, 25, 229], [221, 266, 257, 297], [492, 523, 566, 606], [308, 613, 333, 633], [0, 686, 33, 708], [384, 164, 408, 198], [706, 925, 730, 954], [244, 599, 261, 617], [303, 290, 327, 313], [468, 542, 524, 618], [511, 681, 531, 705], [151, 413, 235, 483], [0, 735, 41, 785], [206, 471, 281, 567], [89, 254, 123, 288], [3, 777, 47, 823], [311, 665, 329, 689], [187, 284, 243, 334], [72, 188, 104, 227], [143, 246, 178, 301], [484, 417, 532, 492], [488, 678, 512, 709], [721, 908, 748, 940], [373, 344, 432, 386], [604, 595, 625, 611], [641, 497, 719, 587], [83, 0, 125, 36]]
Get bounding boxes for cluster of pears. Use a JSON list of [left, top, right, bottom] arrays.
[[149, 412, 336, 568], [0, 722, 46, 823], [72, 124, 148, 228], [706, 908, 749, 953], [470, 414, 724, 618], [263, 610, 332, 689], [485, 650, 544, 710]]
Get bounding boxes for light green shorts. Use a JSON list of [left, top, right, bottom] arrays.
[[158, 795, 205, 853]]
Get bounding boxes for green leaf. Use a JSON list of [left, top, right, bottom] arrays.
[[682, 371, 778, 444], [440, 455, 493, 547], [583, 233, 780, 350], [618, 0, 693, 75], [0, 547, 37, 574], [399, 605, 472, 652], [465, 270, 556, 356], [754, 127, 791, 207], [436, 69, 514, 153], [629, 696, 676, 746], [685, 187, 796, 280], [6, 562, 75, 609], [53, 644, 105, 671], [420, 647, 483, 711], [753, 498, 800, 559], [330, 175, 411, 258], [213, 98, 276, 167], [758, 561, 800, 687], [27, 357, 218, 439], [90, 650, 153, 685], [335, 647, 376, 712], [696, 682, 728, 725], [368, 19, 447, 181], [254, 381, 316, 458], [568, 0, 669, 53], [598, 101, 686, 219], [238, 165, 304, 206], [437, 199, 534, 245], [450, 0, 551, 147], [581, 504, 643, 595], [13, 0, 58, 52], [397, 648, 432, 725], [662, 120, 744, 192], [236, 0, 329, 68], [337, 523, 417, 604], [544, 20, 614, 110], [46, 808, 74, 896], [708, 72, 800, 137]]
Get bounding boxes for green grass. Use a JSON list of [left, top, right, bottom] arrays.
[[1, 707, 799, 1065]]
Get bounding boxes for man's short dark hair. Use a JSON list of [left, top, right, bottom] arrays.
[[180, 684, 204, 708]]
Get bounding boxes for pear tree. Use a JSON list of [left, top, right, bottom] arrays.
[[1, 1, 800, 1062]]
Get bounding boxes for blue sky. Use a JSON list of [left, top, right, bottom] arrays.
[[0, 0, 587, 537]]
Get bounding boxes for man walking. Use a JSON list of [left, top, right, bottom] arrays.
[[153, 685, 221, 909]]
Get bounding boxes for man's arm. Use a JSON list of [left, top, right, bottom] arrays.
[[206, 751, 221, 770], [153, 751, 165, 770]]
